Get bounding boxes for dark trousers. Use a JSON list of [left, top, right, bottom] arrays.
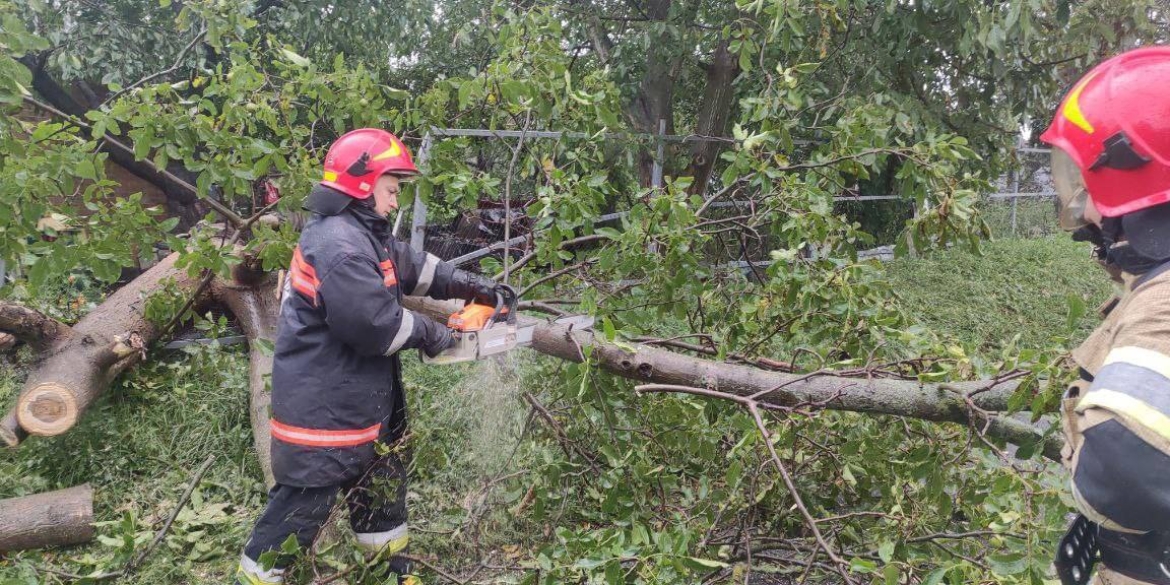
[[243, 451, 410, 573]]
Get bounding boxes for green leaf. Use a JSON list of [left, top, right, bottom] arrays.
[[878, 540, 895, 563], [841, 463, 857, 487], [989, 553, 1028, 576], [574, 558, 605, 570], [280, 49, 311, 68], [850, 558, 877, 574], [684, 557, 727, 569], [594, 227, 622, 240], [1066, 293, 1086, 332], [883, 563, 900, 585], [922, 567, 950, 585], [279, 533, 300, 555]]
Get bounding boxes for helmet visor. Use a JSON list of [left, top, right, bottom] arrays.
[[1051, 147, 1091, 230]]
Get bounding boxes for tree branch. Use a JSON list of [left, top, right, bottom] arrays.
[[100, 27, 207, 107], [634, 384, 857, 583], [493, 234, 611, 281], [401, 298, 1036, 433], [0, 302, 72, 352], [22, 96, 246, 228]]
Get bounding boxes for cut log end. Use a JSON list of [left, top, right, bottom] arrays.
[[17, 383, 79, 436]]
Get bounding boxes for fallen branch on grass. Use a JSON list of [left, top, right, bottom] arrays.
[[0, 484, 94, 552], [38, 455, 215, 581], [401, 297, 1054, 460], [636, 383, 858, 584]]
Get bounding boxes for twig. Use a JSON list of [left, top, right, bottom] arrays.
[[517, 260, 593, 298], [128, 455, 216, 571], [634, 384, 857, 584], [44, 455, 218, 581], [906, 530, 1026, 543], [101, 27, 207, 107], [398, 553, 467, 584], [494, 234, 610, 281], [696, 173, 755, 217], [502, 111, 533, 285], [517, 301, 569, 316], [522, 391, 600, 472], [746, 402, 857, 584]]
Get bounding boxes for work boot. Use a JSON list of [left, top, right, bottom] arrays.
[[235, 554, 285, 585], [356, 527, 420, 584]]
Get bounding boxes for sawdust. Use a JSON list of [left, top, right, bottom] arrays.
[[454, 351, 529, 476]]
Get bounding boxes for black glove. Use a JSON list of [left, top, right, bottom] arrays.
[[417, 316, 455, 358], [451, 270, 501, 306]]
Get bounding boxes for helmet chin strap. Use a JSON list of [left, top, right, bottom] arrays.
[[1095, 217, 1165, 275]]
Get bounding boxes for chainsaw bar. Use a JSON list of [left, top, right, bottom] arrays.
[[514, 314, 595, 345], [422, 313, 594, 365]]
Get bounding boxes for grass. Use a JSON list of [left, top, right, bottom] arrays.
[[0, 234, 1118, 583], [884, 235, 1115, 352], [0, 342, 549, 584]]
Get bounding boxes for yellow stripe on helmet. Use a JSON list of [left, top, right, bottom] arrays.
[[1061, 70, 1099, 135], [323, 171, 339, 182], [370, 141, 403, 161]]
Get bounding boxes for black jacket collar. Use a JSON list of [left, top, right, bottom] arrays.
[[304, 184, 391, 238]]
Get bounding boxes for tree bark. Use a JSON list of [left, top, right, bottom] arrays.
[[0, 302, 72, 353], [8, 253, 207, 442], [211, 272, 281, 487], [0, 410, 26, 447], [400, 297, 1058, 459], [21, 57, 206, 229], [0, 484, 94, 552], [687, 36, 739, 195], [626, 0, 679, 186]]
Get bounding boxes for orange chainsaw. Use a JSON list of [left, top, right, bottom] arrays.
[[421, 288, 593, 365]]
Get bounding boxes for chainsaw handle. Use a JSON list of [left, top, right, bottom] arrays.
[[497, 284, 518, 325]]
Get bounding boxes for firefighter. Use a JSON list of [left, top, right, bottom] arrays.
[[1041, 46, 1170, 585], [236, 128, 507, 585]]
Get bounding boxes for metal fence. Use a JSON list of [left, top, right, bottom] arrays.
[[397, 127, 1058, 274], [982, 147, 1058, 239]]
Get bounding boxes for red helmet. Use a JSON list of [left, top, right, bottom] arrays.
[[1041, 47, 1170, 222], [320, 128, 419, 199]]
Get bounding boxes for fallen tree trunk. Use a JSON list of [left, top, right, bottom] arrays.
[[2, 253, 207, 445], [402, 297, 1060, 460], [212, 272, 280, 487], [0, 484, 94, 552], [0, 260, 1054, 462]]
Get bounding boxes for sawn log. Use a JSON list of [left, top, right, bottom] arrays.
[[0, 484, 94, 552]]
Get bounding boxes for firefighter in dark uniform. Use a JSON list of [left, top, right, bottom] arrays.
[[236, 128, 505, 585], [1042, 47, 1170, 585]]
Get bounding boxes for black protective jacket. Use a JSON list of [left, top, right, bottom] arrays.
[[270, 186, 461, 487]]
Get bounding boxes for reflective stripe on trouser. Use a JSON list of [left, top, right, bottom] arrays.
[[236, 553, 285, 585], [356, 523, 409, 555], [242, 451, 410, 569]]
